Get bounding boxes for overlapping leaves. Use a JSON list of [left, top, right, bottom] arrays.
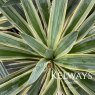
[[0, 0, 95, 95]]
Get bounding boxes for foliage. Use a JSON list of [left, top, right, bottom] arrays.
[[0, 0, 95, 95]]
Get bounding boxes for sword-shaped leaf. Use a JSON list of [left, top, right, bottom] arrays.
[[35, 0, 49, 30], [64, 0, 95, 35], [77, 11, 95, 41], [55, 54, 95, 72], [0, 65, 33, 95], [71, 35, 95, 53], [55, 31, 78, 58], [0, 32, 36, 54], [0, 49, 34, 60], [21, 33, 47, 57], [0, 0, 33, 36], [3, 0, 20, 6], [41, 78, 57, 95], [47, 0, 68, 49], [21, 0, 46, 44], [0, 61, 8, 78], [27, 59, 49, 85]]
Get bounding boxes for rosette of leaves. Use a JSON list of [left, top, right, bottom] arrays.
[[0, 0, 95, 95]]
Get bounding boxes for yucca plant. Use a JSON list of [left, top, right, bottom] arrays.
[[0, 0, 95, 95]]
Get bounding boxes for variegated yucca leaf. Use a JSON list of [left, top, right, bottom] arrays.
[[0, 11, 13, 30], [0, 0, 95, 95]]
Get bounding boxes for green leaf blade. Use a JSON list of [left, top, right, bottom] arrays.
[[3, 0, 20, 6], [0, 61, 8, 78], [71, 35, 95, 53], [0, 66, 33, 95], [21, 33, 47, 57], [0, 0, 33, 36], [47, 0, 68, 49], [27, 59, 49, 85], [0, 32, 36, 54], [0, 49, 33, 60], [78, 11, 95, 41], [35, 0, 49, 30], [55, 54, 95, 72], [21, 0, 46, 44], [41, 78, 57, 95], [55, 31, 78, 58], [64, 0, 95, 35]]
